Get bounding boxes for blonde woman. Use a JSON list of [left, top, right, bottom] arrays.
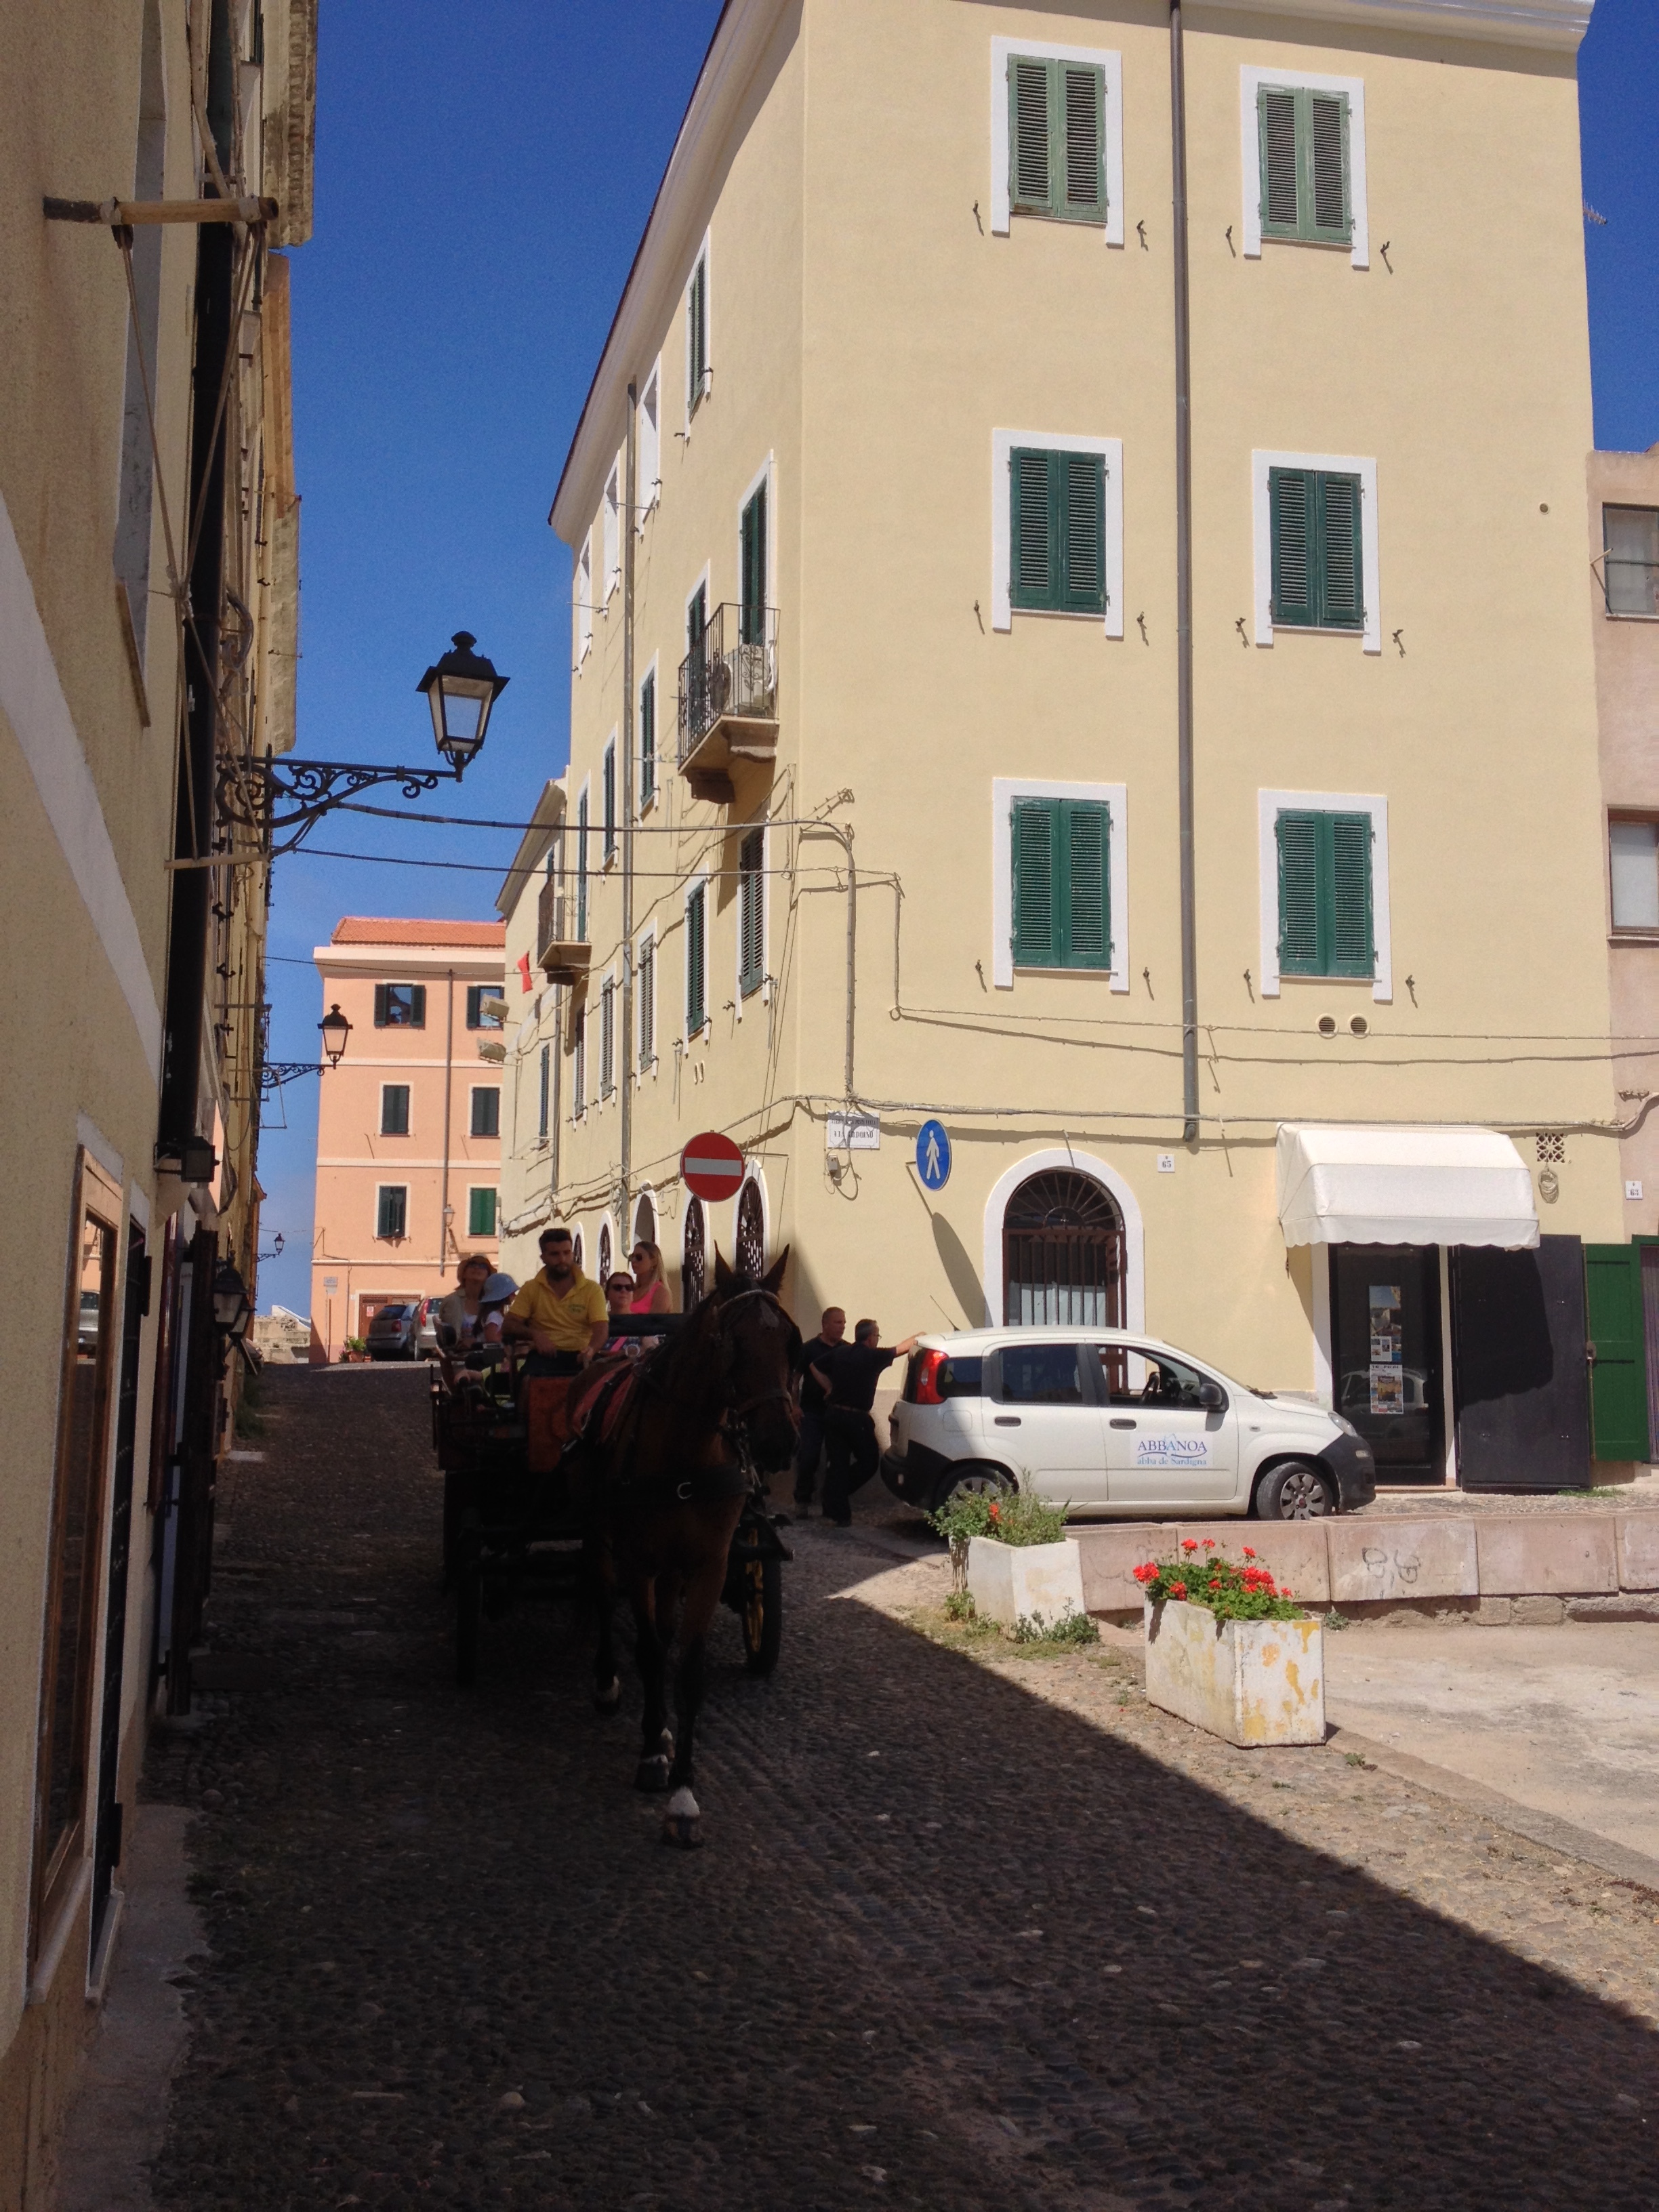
[[627, 1239, 673, 1318]]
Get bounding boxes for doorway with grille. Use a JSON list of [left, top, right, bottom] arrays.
[[1002, 1168, 1126, 1327]]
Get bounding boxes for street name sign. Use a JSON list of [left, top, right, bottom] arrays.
[[682, 1130, 745, 1200]]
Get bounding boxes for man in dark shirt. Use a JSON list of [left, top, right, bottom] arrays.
[[792, 1306, 846, 1512], [812, 1318, 920, 1528]]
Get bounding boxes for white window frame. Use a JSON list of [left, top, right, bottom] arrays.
[[991, 430, 1124, 637], [989, 37, 1125, 249], [638, 359, 662, 525], [602, 454, 621, 602], [636, 922, 658, 1072], [375, 1184, 409, 1240], [1257, 788, 1392, 1003], [1240, 66, 1369, 270], [602, 731, 618, 867], [574, 533, 593, 668], [466, 1185, 499, 1239], [638, 651, 661, 817], [991, 777, 1129, 992], [734, 815, 769, 1015], [684, 868, 711, 1041], [1252, 450, 1381, 653], [684, 230, 712, 432]]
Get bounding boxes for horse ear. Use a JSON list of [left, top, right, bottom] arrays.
[[713, 1248, 734, 1292], [760, 1244, 790, 1297]]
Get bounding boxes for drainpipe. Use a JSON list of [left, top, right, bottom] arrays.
[[799, 817, 857, 1101], [1171, 0, 1200, 1145], [441, 967, 454, 1264], [620, 380, 638, 1240]]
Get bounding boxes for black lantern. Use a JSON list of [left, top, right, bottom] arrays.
[[211, 1258, 252, 1340], [319, 1003, 352, 1065], [417, 631, 508, 774]]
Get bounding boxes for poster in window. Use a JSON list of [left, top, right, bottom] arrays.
[[1368, 1364, 1405, 1416]]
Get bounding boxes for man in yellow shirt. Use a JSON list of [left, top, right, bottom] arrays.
[[505, 1227, 609, 1472]]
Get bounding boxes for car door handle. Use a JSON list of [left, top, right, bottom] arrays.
[[1110, 1418, 1136, 1430], [994, 1415, 1021, 1427]]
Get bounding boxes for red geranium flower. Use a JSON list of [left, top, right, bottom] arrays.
[[1182, 1538, 1198, 1553], [1242, 1547, 1256, 1559], [1202, 1538, 1216, 1549], [1170, 1580, 1187, 1599], [1282, 1586, 1292, 1598], [1208, 1578, 1221, 1589], [988, 1500, 1000, 1519]]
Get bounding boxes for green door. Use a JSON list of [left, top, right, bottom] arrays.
[[1585, 1244, 1650, 1462]]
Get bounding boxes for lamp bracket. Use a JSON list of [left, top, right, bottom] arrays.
[[216, 754, 462, 856], [260, 1061, 329, 1094]]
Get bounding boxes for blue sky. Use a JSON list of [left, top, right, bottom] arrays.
[[253, 0, 1659, 1317]]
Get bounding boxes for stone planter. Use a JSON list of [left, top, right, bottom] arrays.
[[967, 1535, 1086, 1629], [1143, 1597, 1325, 1746]]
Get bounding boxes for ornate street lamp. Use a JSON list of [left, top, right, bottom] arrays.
[[216, 632, 510, 857], [318, 1003, 352, 1065], [211, 1258, 253, 1340]]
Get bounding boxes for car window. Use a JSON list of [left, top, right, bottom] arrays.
[[377, 1305, 408, 1320], [1094, 1345, 1214, 1409], [939, 1355, 983, 1399], [996, 1344, 1084, 1404]]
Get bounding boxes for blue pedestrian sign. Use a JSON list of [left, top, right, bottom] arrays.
[[916, 1119, 951, 1191]]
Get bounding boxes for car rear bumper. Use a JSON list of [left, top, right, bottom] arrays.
[[1322, 1431, 1377, 1511], [880, 1444, 950, 1511]]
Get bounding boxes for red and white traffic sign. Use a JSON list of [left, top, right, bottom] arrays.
[[681, 1130, 745, 1201]]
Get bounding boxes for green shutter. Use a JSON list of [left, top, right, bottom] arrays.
[[1011, 449, 1105, 615], [468, 1187, 497, 1238], [741, 484, 766, 644], [1009, 58, 1105, 223], [1586, 1245, 1652, 1462], [1011, 801, 1058, 966], [1319, 472, 1364, 629], [1010, 58, 1052, 213], [1259, 85, 1351, 245], [687, 884, 706, 1031], [1328, 813, 1374, 978], [739, 830, 764, 995], [1271, 468, 1314, 626], [639, 670, 655, 804], [1271, 468, 1364, 632], [1063, 802, 1111, 969], [576, 793, 588, 937], [688, 258, 708, 408], [1010, 449, 1052, 606], [1062, 453, 1105, 613], [1276, 812, 1322, 974], [1061, 65, 1105, 218]]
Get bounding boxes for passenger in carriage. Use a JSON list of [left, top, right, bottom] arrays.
[[602, 1271, 645, 1359]]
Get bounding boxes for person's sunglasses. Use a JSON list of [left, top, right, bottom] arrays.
[[630, 1250, 648, 1262]]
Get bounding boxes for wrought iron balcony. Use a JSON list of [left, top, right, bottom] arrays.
[[537, 876, 590, 985], [676, 603, 778, 802]]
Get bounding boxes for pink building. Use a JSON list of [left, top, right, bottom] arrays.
[[310, 918, 506, 1356]]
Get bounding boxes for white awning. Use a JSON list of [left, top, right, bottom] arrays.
[[1275, 1124, 1540, 1250]]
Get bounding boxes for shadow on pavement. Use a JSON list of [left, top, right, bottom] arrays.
[[144, 1365, 1659, 2212]]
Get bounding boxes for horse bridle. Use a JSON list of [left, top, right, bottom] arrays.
[[708, 1286, 800, 1482]]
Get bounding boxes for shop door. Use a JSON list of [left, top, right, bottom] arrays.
[[1450, 1236, 1589, 1490], [1329, 1246, 1443, 1484], [1585, 1244, 1650, 1463], [1641, 1244, 1659, 1462]]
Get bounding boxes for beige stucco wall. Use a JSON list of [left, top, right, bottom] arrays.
[[531, 0, 1615, 1410]]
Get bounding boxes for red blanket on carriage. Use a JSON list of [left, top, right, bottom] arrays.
[[565, 1357, 640, 1452]]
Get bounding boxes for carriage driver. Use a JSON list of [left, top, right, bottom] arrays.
[[503, 1227, 608, 1374]]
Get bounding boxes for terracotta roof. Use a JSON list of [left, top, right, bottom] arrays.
[[330, 917, 506, 947]]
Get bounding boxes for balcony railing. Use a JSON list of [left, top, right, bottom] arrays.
[[536, 875, 591, 984], [676, 603, 779, 799]]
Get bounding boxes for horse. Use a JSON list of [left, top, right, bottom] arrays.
[[578, 1247, 800, 1847]]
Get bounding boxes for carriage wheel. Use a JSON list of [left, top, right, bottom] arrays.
[[455, 1523, 483, 1687], [741, 1554, 782, 1677]]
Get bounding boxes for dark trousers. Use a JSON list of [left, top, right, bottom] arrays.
[[792, 1408, 826, 1505], [821, 1407, 879, 1522]]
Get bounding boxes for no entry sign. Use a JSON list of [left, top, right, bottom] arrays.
[[681, 1130, 745, 1201]]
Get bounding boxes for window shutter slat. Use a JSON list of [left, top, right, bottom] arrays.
[[1062, 66, 1105, 215], [1260, 88, 1299, 230], [1329, 813, 1374, 977], [1062, 453, 1105, 613], [1270, 468, 1314, 626], [1277, 811, 1322, 973], [1010, 58, 1052, 213], [1309, 94, 1349, 236], [1010, 448, 1052, 607], [1012, 801, 1058, 967], [1063, 802, 1111, 968], [1319, 471, 1364, 628]]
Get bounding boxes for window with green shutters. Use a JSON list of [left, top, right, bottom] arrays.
[[738, 829, 764, 997], [468, 1187, 497, 1238], [380, 1084, 409, 1136], [1011, 799, 1111, 970], [1010, 449, 1106, 615], [741, 483, 766, 646], [1008, 55, 1106, 223], [538, 1043, 550, 1142], [1275, 809, 1374, 979], [602, 739, 617, 861], [687, 253, 708, 413], [575, 788, 589, 937], [469, 1086, 499, 1139], [1258, 85, 1351, 245], [685, 882, 708, 1033], [639, 668, 656, 806], [1270, 467, 1364, 631], [375, 1186, 407, 1240]]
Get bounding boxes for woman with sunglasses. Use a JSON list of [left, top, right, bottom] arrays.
[[627, 1238, 673, 1318]]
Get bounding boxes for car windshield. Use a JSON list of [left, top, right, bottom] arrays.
[[376, 1305, 409, 1321]]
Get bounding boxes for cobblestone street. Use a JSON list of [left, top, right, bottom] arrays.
[[136, 1365, 1659, 2211]]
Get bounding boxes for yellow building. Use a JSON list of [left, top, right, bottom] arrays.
[[0, 1, 313, 2193], [506, 0, 1621, 1498]]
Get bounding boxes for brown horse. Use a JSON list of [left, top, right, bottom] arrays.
[[583, 1248, 799, 1845]]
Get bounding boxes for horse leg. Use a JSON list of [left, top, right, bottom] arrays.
[[630, 1578, 674, 1792], [588, 1530, 621, 1713], [661, 1498, 743, 1848]]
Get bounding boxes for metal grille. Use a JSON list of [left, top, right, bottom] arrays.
[[1002, 1169, 1125, 1328], [736, 1181, 764, 1281], [598, 1221, 612, 1283], [682, 1197, 706, 1310], [1536, 1132, 1565, 1165]]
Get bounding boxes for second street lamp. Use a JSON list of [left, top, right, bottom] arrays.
[[318, 1003, 352, 1065], [418, 631, 509, 774]]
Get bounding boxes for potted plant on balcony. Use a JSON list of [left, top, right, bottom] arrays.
[[930, 1481, 1088, 1632], [341, 1335, 369, 1364], [1135, 1540, 1324, 1747]]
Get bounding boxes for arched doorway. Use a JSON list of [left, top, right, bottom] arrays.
[[682, 1196, 706, 1309], [1002, 1169, 1125, 1327], [598, 1219, 613, 1283], [736, 1179, 764, 1279], [634, 1191, 656, 1249], [572, 1227, 584, 1273]]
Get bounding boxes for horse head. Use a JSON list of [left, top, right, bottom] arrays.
[[708, 1246, 800, 1473]]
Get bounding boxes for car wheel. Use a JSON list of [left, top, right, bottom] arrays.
[[1253, 1459, 1337, 1520], [934, 1462, 1015, 1511]]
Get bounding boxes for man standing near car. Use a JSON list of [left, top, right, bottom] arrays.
[[504, 1227, 607, 1469], [792, 1305, 846, 1513], [813, 1319, 920, 1528]]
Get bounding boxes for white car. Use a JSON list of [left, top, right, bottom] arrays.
[[880, 1328, 1376, 1522]]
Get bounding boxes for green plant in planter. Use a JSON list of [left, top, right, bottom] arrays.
[[1010, 1603, 1099, 1647], [928, 1483, 1068, 1549], [1133, 1539, 1309, 1623], [942, 1589, 977, 1622]]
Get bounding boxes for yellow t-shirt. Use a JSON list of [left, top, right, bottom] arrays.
[[508, 1268, 607, 1351]]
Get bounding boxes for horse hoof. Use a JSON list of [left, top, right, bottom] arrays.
[[661, 1787, 702, 1848], [634, 1755, 672, 1793], [593, 1677, 621, 1713]]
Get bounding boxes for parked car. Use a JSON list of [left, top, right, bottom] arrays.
[[880, 1328, 1376, 1522], [365, 1303, 421, 1361], [415, 1297, 443, 1358]]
